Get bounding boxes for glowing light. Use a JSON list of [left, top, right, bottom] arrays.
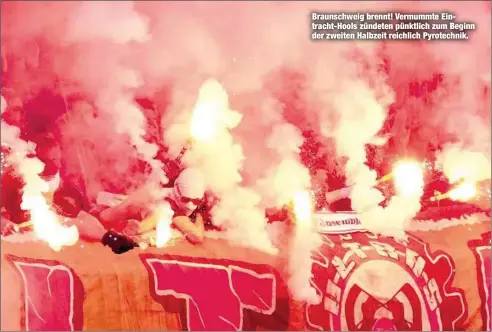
[[449, 182, 477, 202], [449, 169, 469, 184], [1, 95, 7, 114], [190, 79, 229, 142], [292, 190, 313, 226], [154, 203, 174, 248], [392, 161, 424, 197], [22, 195, 79, 251]]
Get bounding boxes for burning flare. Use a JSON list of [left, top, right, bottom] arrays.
[[292, 190, 313, 225], [392, 160, 424, 197], [190, 79, 230, 142], [431, 181, 478, 202], [22, 196, 79, 251], [437, 144, 491, 185], [288, 190, 321, 304], [154, 203, 174, 248], [445, 168, 480, 202], [2, 95, 78, 251], [448, 182, 477, 202]]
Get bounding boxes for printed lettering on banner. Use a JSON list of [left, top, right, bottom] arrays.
[[314, 211, 365, 234], [141, 254, 282, 331], [468, 232, 492, 331], [5, 255, 85, 331], [306, 233, 467, 331]]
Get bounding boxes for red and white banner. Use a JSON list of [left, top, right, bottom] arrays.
[[307, 232, 466, 331], [1, 220, 490, 331], [315, 211, 364, 234], [468, 232, 491, 332]]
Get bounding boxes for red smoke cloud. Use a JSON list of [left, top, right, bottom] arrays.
[[1, 0, 490, 217]]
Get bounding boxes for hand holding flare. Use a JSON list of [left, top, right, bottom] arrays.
[[431, 180, 490, 207], [325, 160, 424, 205], [139, 79, 229, 246]]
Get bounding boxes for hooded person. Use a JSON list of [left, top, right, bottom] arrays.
[[167, 167, 206, 217], [162, 167, 208, 244], [99, 167, 208, 244]]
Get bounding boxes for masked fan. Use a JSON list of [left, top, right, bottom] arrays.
[[99, 167, 211, 245]]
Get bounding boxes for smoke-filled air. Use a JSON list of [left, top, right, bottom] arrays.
[[1, 1, 490, 304]]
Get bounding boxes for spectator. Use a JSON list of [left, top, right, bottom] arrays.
[[99, 167, 209, 244]]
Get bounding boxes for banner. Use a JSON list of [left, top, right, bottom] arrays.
[[468, 232, 491, 332], [315, 211, 364, 234], [307, 232, 466, 331], [1, 219, 490, 331]]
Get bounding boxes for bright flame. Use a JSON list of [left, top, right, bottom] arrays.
[[449, 169, 468, 184], [2, 97, 78, 251], [449, 182, 477, 202], [155, 203, 174, 248], [22, 195, 79, 251], [436, 145, 490, 185], [190, 79, 229, 142], [292, 191, 313, 226], [392, 161, 424, 197]]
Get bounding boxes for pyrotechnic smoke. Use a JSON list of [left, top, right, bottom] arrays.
[[1, 96, 78, 250], [326, 78, 423, 238], [289, 230, 321, 304], [289, 191, 322, 304], [436, 143, 491, 184], [256, 123, 312, 208], [62, 1, 167, 196], [252, 120, 320, 299], [3, 1, 489, 190], [421, 2, 492, 186], [170, 79, 276, 254], [65, 2, 149, 44], [2, 0, 490, 293], [423, 3, 491, 155]]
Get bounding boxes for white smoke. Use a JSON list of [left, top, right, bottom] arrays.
[[64, 1, 168, 189], [2, 0, 489, 302], [256, 123, 311, 208], [1, 96, 78, 250], [65, 1, 150, 44], [328, 79, 423, 238], [169, 79, 277, 254], [436, 143, 491, 184], [253, 122, 320, 301], [288, 228, 322, 304]]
